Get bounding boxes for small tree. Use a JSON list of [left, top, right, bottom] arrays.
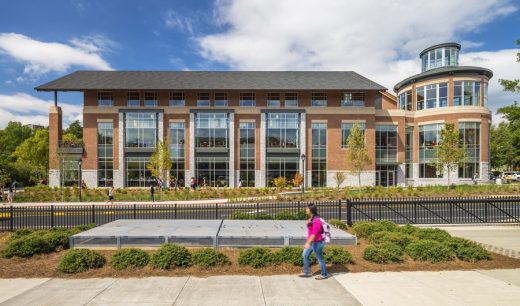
[[273, 176, 287, 190], [292, 173, 303, 188], [432, 123, 466, 187], [345, 123, 372, 187], [147, 141, 172, 188], [333, 172, 346, 189]]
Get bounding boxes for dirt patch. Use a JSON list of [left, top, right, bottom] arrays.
[[1, 232, 520, 279]]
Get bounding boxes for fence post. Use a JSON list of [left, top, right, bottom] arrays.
[[51, 205, 55, 228], [346, 199, 352, 227], [215, 203, 219, 219], [133, 204, 137, 219], [174, 204, 177, 219], [9, 205, 14, 232], [297, 201, 301, 213], [413, 203, 417, 224], [449, 201, 453, 223], [485, 199, 489, 223], [91, 205, 95, 224], [256, 202, 260, 218], [337, 200, 341, 220]]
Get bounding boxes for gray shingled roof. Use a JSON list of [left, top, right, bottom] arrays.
[[35, 71, 386, 91]]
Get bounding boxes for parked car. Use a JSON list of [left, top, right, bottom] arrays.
[[501, 172, 520, 182]]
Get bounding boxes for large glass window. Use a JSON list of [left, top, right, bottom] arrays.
[[421, 47, 459, 72], [169, 92, 185, 107], [125, 113, 157, 148], [97, 92, 113, 107], [267, 93, 281, 107], [144, 92, 158, 107], [399, 90, 412, 110], [454, 81, 481, 106], [126, 157, 153, 187], [341, 122, 365, 148], [196, 157, 229, 187], [376, 125, 398, 163], [127, 92, 140, 107], [239, 122, 255, 187], [311, 123, 327, 187], [405, 127, 413, 178], [459, 122, 480, 179], [61, 158, 80, 187], [266, 113, 299, 148], [341, 93, 365, 107], [419, 124, 443, 178], [284, 92, 298, 107], [311, 93, 327, 107], [266, 156, 299, 187], [214, 93, 228, 107], [98, 122, 113, 187], [416, 83, 448, 110], [239, 92, 255, 107], [195, 113, 229, 148], [197, 92, 210, 107], [169, 122, 185, 184]]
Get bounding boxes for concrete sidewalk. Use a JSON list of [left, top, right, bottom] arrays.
[[1, 269, 519, 306]]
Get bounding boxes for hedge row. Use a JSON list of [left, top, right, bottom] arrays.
[[229, 210, 307, 220]]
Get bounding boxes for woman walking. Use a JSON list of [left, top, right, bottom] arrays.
[[7, 187, 14, 204], [300, 203, 328, 280], [106, 187, 114, 204]]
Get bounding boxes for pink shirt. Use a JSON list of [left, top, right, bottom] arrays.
[[307, 217, 323, 242]]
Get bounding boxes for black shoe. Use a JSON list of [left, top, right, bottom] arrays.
[[298, 273, 312, 278]]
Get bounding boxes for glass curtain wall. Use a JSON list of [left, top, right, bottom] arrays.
[[375, 125, 398, 164], [169, 122, 185, 184], [399, 90, 412, 110], [453, 81, 481, 106], [125, 113, 157, 148], [416, 83, 448, 110], [195, 113, 229, 148], [239, 122, 255, 187], [266, 113, 299, 148], [419, 124, 443, 178], [97, 122, 113, 187], [266, 157, 299, 187], [196, 157, 229, 187], [311, 123, 327, 187], [459, 122, 480, 178], [126, 157, 153, 187]]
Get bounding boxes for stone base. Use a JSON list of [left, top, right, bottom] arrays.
[[327, 171, 376, 187], [49, 169, 60, 187], [82, 170, 97, 188]]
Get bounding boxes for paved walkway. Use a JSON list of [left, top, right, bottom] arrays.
[[1, 269, 519, 305]]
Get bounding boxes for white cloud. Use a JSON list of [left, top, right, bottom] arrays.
[[0, 93, 82, 128], [69, 34, 118, 54], [164, 10, 193, 34], [198, 0, 518, 122], [0, 33, 113, 77]]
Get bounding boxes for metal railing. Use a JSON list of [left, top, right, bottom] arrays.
[[0, 196, 519, 231]]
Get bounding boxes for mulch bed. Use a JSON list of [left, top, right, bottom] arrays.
[[1, 232, 520, 279]]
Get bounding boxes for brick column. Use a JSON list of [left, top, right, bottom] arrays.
[[48, 106, 62, 187]]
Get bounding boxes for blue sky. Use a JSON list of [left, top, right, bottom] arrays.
[[0, 0, 518, 127]]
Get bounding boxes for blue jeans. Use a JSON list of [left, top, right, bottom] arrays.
[[302, 240, 328, 277]]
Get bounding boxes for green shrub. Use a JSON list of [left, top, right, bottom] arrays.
[[368, 231, 416, 250], [324, 246, 354, 264], [110, 248, 150, 270], [444, 237, 491, 262], [11, 228, 34, 240], [363, 242, 404, 264], [256, 212, 274, 220], [352, 220, 399, 238], [42, 230, 71, 250], [274, 210, 306, 220], [150, 244, 192, 269], [411, 228, 451, 242], [274, 246, 315, 266], [2, 235, 52, 258], [69, 224, 97, 235], [229, 212, 253, 220], [192, 248, 230, 267], [58, 249, 106, 273], [398, 224, 419, 235], [405, 240, 455, 263], [329, 219, 348, 231], [238, 247, 276, 268]]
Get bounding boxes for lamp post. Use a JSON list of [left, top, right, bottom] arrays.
[[78, 160, 82, 202], [300, 153, 306, 194]]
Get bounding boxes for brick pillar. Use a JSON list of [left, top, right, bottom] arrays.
[[49, 106, 62, 187]]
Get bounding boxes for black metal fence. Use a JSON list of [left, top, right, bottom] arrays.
[[0, 196, 519, 231]]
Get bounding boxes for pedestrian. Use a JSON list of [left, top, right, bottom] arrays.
[[473, 172, 479, 185], [238, 179, 243, 188], [7, 187, 14, 204], [150, 183, 155, 202], [106, 187, 114, 204], [300, 203, 328, 280], [190, 177, 196, 190]]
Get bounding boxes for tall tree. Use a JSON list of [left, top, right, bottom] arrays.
[[498, 39, 520, 93], [64, 120, 83, 140], [147, 141, 171, 186], [490, 122, 515, 170], [433, 123, 466, 187], [0, 121, 32, 163], [11, 128, 49, 183], [345, 123, 372, 187]]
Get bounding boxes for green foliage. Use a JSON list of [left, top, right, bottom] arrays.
[[490, 122, 516, 170], [273, 176, 287, 189], [405, 240, 455, 263], [150, 244, 192, 269], [333, 172, 346, 189], [411, 228, 451, 242], [58, 249, 106, 273], [345, 123, 371, 186], [368, 231, 417, 250], [398, 224, 419, 235], [274, 210, 306, 220], [2, 235, 52, 258], [192, 248, 230, 267], [238, 247, 276, 268], [324, 246, 354, 264], [0, 121, 32, 163], [0, 168, 10, 189], [352, 220, 399, 238], [147, 141, 171, 184], [274, 246, 315, 266], [110, 248, 150, 270], [42, 229, 71, 250], [444, 237, 491, 262], [329, 218, 348, 231], [363, 242, 404, 264], [434, 123, 466, 186], [64, 120, 83, 140], [12, 128, 48, 171]]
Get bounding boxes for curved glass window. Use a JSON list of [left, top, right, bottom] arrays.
[[416, 83, 448, 110], [454, 81, 481, 106], [458, 122, 480, 179], [399, 90, 412, 110], [421, 47, 459, 72]]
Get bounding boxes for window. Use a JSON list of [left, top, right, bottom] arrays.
[[416, 83, 448, 110], [419, 124, 443, 178], [421, 47, 459, 72], [126, 157, 153, 187], [195, 113, 229, 148], [97, 92, 113, 107], [375, 125, 398, 163], [239, 92, 255, 107], [405, 127, 413, 178], [267, 93, 281, 107], [341, 93, 365, 107], [214, 93, 228, 107], [197, 92, 210, 107], [459, 122, 480, 179], [266, 156, 299, 187], [127, 92, 140, 107], [61, 158, 80, 187], [341, 122, 365, 148], [266, 113, 299, 148], [311, 123, 327, 187], [416, 87, 424, 111], [239, 122, 255, 187], [454, 81, 481, 106], [144, 92, 157, 107], [399, 90, 412, 110], [196, 156, 229, 187], [169, 92, 185, 107], [98, 122, 113, 187], [439, 83, 448, 107], [311, 93, 327, 107], [284, 92, 298, 107], [125, 112, 157, 148], [374, 93, 382, 110], [483, 83, 488, 107], [169, 122, 185, 184]]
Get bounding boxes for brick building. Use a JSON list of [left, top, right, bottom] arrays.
[[36, 43, 492, 188]]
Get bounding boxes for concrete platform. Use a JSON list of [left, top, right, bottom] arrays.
[[71, 219, 357, 248]]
